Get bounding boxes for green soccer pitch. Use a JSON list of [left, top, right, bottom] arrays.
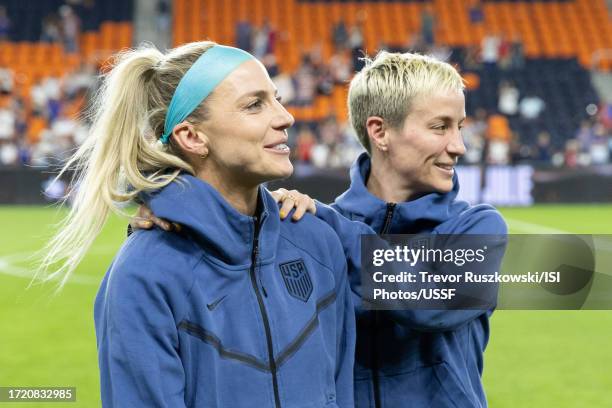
[[0, 205, 611, 407]]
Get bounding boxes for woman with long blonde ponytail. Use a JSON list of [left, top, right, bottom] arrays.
[[41, 41, 356, 407], [38, 43, 209, 289]]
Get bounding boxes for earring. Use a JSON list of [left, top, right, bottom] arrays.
[[201, 151, 208, 160]]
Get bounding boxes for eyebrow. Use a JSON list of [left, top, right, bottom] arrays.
[[430, 115, 466, 123], [238, 88, 279, 102]]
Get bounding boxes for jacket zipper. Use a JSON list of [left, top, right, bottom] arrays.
[[249, 215, 281, 408], [372, 203, 396, 408]]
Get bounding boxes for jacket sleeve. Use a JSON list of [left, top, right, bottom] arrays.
[[314, 201, 508, 332], [333, 260, 356, 408], [388, 208, 508, 331], [95, 257, 188, 407]]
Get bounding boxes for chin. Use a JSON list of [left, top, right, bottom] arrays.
[[264, 161, 294, 182], [432, 178, 454, 193]]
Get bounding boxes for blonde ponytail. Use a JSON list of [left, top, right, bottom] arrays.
[[36, 41, 216, 291]]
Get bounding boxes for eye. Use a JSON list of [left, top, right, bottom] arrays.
[[247, 99, 264, 110], [432, 124, 447, 131], [275, 96, 283, 103]]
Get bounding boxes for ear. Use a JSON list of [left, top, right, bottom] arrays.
[[365, 116, 389, 152], [171, 122, 209, 158]]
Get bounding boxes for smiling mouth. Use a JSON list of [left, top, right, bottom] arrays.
[[434, 163, 455, 172], [264, 142, 290, 153]]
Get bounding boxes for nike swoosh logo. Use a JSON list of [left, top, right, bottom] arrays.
[[206, 295, 227, 311]]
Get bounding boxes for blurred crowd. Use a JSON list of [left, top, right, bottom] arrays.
[[0, 1, 611, 170]]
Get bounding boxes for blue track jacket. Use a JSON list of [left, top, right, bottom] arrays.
[[94, 175, 356, 408], [315, 153, 507, 408]]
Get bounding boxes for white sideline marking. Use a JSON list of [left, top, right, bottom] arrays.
[[504, 218, 569, 234], [505, 218, 612, 254]]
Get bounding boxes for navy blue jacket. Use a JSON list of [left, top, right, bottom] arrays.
[[315, 153, 507, 408], [94, 175, 356, 407]]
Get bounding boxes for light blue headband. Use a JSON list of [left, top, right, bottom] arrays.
[[159, 45, 254, 144]]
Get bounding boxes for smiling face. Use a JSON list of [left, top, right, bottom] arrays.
[[198, 59, 295, 187], [385, 89, 466, 195]]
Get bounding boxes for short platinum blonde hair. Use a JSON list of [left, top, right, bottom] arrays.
[[348, 51, 465, 153]]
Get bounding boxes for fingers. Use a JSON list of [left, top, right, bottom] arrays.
[[270, 188, 289, 203], [279, 195, 296, 219], [291, 193, 315, 221], [132, 205, 176, 231], [150, 215, 173, 231]]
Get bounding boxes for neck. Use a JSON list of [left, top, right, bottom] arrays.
[[196, 166, 260, 216], [366, 153, 422, 203]]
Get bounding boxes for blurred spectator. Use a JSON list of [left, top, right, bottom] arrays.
[[498, 34, 512, 70], [252, 26, 269, 59], [0, 6, 10, 41], [251, 20, 276, 59], [0, 140, 18, 165], [519, 95, 546, 120], [589, 124, 610, 164], [599, 102, 612, 130], [0, 106, 15, 141], [156, 0, 171, 33], [236, 21, 253, 52], [155, 0, 171, 49], [564, 139, 579, 168], [295, 126, 316, 163], [329, 50, 351, 84], [43, 77, 63, 122], [40, 13, 62, 43], [468, 0, 484, 24], [509, 132, 531, 164], [264, 20, 277, 55], [293, 54, 317, 106], [532, 131, 553, 163], [575, 120, 594, 152], [463, 45, 482, 70], [0, 68, 14, 95], [59, 5, 81, 53], [262, 53, 279, 77], [272, 71, 295, 106], [509, 34, 525, 69], [486, 113, 511, 164], [420, 5, 435, 47], [332, 20, 348, 51], [498, 80, 519, 116], [461, 115, 486, 164], [349, 24, 364, 71], [481, 34, 500, 68]]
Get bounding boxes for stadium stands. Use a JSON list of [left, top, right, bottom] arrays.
[[0, 0, 610, 169]]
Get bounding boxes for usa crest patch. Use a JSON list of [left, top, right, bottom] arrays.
[[279, 259, 313, 302]]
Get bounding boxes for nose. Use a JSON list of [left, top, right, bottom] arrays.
[[447, 127, 466, 157], [271, 100, 295, 131]]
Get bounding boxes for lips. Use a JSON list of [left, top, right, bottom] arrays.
[[434, 162, 455, 174], [435, 163, 454, 170], [264, 137, 290, 153]]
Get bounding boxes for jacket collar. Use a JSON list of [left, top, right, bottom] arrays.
[[334, 153, 467, 233], [142, 174, 279, 266]]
